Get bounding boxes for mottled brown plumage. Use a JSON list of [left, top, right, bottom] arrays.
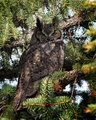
[[13, 18, 65, 111]]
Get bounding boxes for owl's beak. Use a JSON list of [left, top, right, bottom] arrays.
[[47, 36, 50, 41]]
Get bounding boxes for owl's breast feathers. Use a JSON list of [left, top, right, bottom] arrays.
[[13, 41, 65, 111]]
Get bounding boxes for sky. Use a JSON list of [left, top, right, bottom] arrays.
[[63, 80, 89, 104]]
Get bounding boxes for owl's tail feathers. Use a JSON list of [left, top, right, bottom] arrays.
[[13, 90, 26, 111]]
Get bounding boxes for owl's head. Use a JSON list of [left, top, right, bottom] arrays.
[[36, 17, 55, 40], [30, 17, 62, 45], [36, 18, 61, 41]]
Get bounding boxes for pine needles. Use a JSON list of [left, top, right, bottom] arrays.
[[23, 71, 77, 120]]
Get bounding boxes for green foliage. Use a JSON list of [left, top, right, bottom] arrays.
[[0, 0, 43, 47], [50, 70, 65, 80], [88, 103, 96, 109], [85, 0, 96, 9], [1, 105, 15, 120], [0, 84, 15, 119], [73, 63, 82, 71], [83, 103, 96, 116], [1, 84, 15, 99], [23, 73, 77, 120], [83, 40, 96, 52], [68, 0, 85, 11], [0, 0, 95, 48], [0, 118, 9, 120]]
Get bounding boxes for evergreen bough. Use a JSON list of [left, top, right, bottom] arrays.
[[23, 71, 77, 120], [0, 84, 15, 120]]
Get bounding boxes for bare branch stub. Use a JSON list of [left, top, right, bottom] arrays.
[[59, 70, 79, 88]]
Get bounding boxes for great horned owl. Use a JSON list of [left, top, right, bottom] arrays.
[[13, 18, 65, 111], [30, 17, 62, 45]]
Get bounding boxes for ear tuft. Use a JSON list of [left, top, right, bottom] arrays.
[[36, 17, 43, 31], [52, 16, 59, 30]]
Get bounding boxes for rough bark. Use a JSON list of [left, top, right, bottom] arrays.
[[59, 70, 80, 88], [0, 41, 24, 51], [59, 15, 83, 30]]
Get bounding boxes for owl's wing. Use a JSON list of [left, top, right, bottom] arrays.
[[13, 41, 65, 111]]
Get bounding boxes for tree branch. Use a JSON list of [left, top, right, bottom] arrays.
[[0, 14, 86, 51], [59, 15, 83, 30], [6, 41, 24, 49], [59, 70, 81, 88], [1, 41, 24, 51], [0, 67, 19, 81]]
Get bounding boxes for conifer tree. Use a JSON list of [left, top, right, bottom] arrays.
[[0, 0, 96, 120]]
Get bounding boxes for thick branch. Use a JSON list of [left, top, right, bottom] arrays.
[[59, 15, 83, 30], [59, 70, 81, 88], [6, 41, 24, 49], [0, 67, 19, 81], [1, 41, 24, 51]]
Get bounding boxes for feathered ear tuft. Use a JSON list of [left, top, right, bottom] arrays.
[[52, 16, 59, 30], [36, 17, 43, 31]]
